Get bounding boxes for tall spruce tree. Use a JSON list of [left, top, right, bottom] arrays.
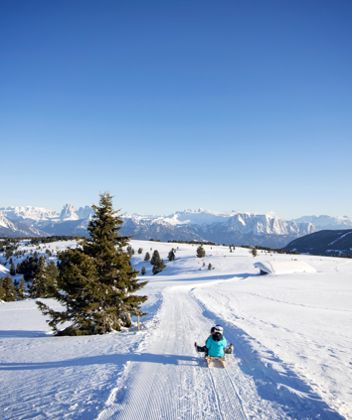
[[37, 193, 147, 335]]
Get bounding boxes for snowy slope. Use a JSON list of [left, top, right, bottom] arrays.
[[0, 212, 45, 237], [0, 240, 351, 419]]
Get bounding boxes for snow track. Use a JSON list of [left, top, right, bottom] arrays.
[[97, 283, 285, 420]]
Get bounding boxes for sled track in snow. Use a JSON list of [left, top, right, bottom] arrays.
[[207, 364, 247, 420], [97, 276, 322, 419], [97, 284, 251, 419]]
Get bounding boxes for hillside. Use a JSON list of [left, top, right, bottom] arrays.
[[0, 239, 351, 419], [285, 229, 352, 257]]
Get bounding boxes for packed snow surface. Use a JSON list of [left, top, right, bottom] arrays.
[[0, 240, 351, 419]]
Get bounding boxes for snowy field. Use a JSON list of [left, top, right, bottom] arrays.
[[0, 240, 351, 419]]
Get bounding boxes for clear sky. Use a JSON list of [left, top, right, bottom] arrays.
[[1, 0, 351, 218]]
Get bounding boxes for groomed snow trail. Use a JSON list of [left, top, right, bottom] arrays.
[[97, 282, 285, 420]]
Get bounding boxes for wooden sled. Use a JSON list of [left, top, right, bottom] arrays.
[[205, 356, 226, 368]]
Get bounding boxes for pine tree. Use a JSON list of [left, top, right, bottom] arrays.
[[37, 249, 101, 335], [152, 259, 166, 275], [0, 281, 5, 301], [16, 255, 40, 281], [150, 250, 165, 274], [30, 256, 45, 298], [251, 247, 257, 257], [42, 261, 59, 296], [141, 266, 146, 275], [126, 245, 134, 256], [16, 278, 26, 300], [196, 245, 206, 258], [30, 256, 56, 298], [137, 248, 143, 254], [10, 262, 16, 276], [208, 263, 213, 270], [168, 249, 176, 261], [0, 277, 17, 301], [144, 252, 150, 262], [37, 193, 147, 335], [150, 250, 161, 266]]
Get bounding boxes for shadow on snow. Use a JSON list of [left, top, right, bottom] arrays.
[[0, 330, 50, 338], [0, 352, 198, 371], [196, 298, 344, 420], [151, 272, 257, 284]]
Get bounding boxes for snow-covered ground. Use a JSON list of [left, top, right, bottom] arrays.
[[0, 240, 351, 419]]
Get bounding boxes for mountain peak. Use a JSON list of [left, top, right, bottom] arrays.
[[60, 204, 79, 221]]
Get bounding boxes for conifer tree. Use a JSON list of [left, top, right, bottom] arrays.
[[37, 193, 147, 335], [30, 257, 46, 298], [144, 252, 150, 262], [141, 266, 146, 275], [251, 247, 258, 257], [152, 259, 166, 275], [16, 255, 40, 281], [126, 245, 134, 256], [168, 249, 176, 261], [0, 277, 17, 301], [16, 278, 26, 300], [30, 257, 57, 298], [0, 281, 5, 301], [38, 249, 101, 335], [150, 250, 161, 266], [10, 262, 16, 276], [196, 245, 206, 258], [46, 261, 59, 294], [150, 250, 166, 274]]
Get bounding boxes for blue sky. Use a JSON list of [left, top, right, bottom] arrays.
[[1, 0, 351, 218]]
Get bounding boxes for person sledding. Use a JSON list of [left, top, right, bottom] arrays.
[[195, 324, 233, 358]]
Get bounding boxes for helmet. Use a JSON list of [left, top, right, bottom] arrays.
[[211, 324, 224, 334]]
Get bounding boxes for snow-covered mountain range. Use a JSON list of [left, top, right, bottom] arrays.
[[1, 206, 351, 248], [0, 205, 93, 238], [121, 210, 316, 248]]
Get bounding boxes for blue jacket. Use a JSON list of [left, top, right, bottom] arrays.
[[206, 335, 227, 357]]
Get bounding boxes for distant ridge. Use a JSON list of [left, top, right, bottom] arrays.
[[284, 229, 352, 257], [1, 205, 352, 249]]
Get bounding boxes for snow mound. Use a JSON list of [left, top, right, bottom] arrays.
[[0, 263, 10, 278], [254, 260, 317, 275]]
